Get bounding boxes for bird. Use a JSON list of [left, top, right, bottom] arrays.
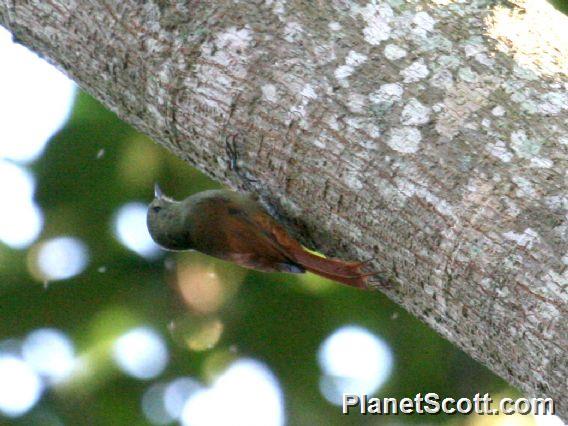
[[147, 184, 373, 288]]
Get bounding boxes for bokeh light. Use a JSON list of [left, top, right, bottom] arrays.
[[114, 202, 161, 258], [181, 358, 284, 426], [35, 237, 89, 281], [0, 355, 43, 418], [0, 27, 75, 163], [169, 316, 224, 353], [318, 325, 393, 405], [185, 319, 224, 352], [142, 377, 203, 425], [164, 377, 202, 420], [0, 160, 43, 249], [22, 328, 76, 384], [112, 327, 168, 380], [534, 413, 565, 426], [142, 383, 174, 425], [176, 263, 225, 314]]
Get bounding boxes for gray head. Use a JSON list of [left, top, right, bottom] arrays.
[[147, 184, 191, 250]]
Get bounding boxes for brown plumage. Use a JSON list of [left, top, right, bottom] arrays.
[[147, 186, 370, 288]]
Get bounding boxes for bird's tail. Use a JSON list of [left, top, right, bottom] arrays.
[[292, 249, 372, 288]]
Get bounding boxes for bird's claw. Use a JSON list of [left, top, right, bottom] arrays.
[[225, 133, 239, 172], [224, 133, 259, 188]]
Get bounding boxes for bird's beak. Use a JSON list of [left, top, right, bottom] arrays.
[[154, 183, 164, 199]]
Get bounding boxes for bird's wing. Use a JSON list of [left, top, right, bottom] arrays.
[[215, 195, 370, 288], [221, 201, 305, 273]]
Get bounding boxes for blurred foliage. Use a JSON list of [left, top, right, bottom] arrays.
[[548, 0, 568, 15], [0, 91, 523, 426]]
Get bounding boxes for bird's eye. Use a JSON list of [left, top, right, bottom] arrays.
[[152, 205, 162, 213]]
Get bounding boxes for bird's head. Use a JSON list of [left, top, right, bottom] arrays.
[[147, 184, 189, 250]]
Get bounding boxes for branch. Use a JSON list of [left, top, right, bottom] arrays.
[[1, 0, 566, 417]]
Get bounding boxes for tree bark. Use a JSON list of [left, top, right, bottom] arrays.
[[1, 0, 566, 417]]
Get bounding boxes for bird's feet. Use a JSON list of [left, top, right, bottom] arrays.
[[225, 133, 258, 191]]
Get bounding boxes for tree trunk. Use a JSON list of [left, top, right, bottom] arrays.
[[1, 0, 566, 417]]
